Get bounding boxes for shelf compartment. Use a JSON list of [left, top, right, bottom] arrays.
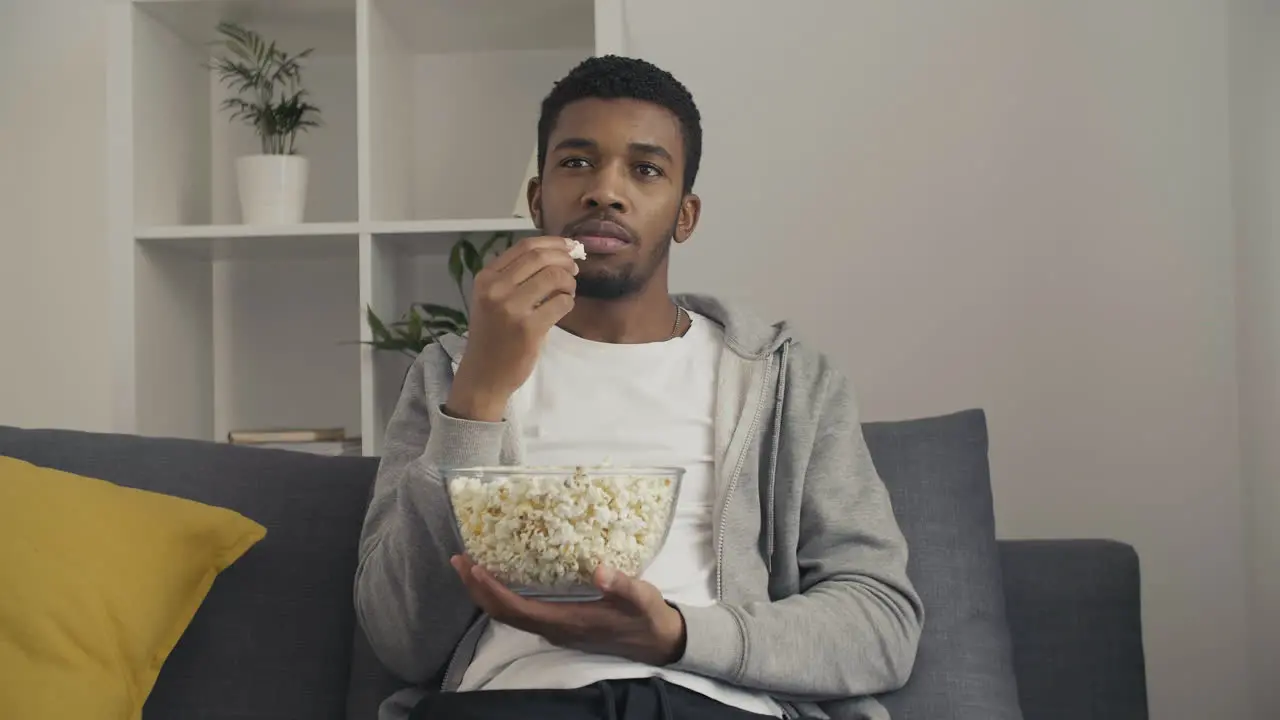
[[211, 253, 363, 444], [130, 0, 358, 228], [134, 241, 363, 443], [363, 0, 596, 223], [109, 0, 624, 449]]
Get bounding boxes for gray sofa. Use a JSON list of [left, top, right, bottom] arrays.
[[0, 408, 1148, 720]]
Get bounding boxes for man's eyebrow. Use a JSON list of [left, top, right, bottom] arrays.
[[551, 138, 674, 164], [630, 142, 673, 163], [552, 137, 597, 153]]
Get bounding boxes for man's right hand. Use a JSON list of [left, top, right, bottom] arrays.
[[444, 236, 579, 422]]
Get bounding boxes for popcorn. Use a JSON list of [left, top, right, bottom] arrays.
[[565, 238, 587, 260], [447, 468, 678, 593]]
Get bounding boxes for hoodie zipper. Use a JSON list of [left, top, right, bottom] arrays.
[[764, 341, 790, 573], [440, 617, 487, 690], [715, 353, 774, 599], [440, 638, 465, 691]]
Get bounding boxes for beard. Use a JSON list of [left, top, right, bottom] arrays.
[[575, 271, 642, 300], [574, 240, 668, 299], [543, 203, 680, 300]]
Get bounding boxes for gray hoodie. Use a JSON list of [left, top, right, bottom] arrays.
[[354, 294, 924, 720]]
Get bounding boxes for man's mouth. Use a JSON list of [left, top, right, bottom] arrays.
[[568, 219, 634, 255]]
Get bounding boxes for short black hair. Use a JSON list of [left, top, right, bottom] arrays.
[[537, 55, 702, 193]]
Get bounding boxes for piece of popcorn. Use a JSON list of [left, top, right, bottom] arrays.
[[565, 238, 587, 260], [448, 469, 677, 592]]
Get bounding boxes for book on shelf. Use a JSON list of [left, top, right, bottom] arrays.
[[251, 438, 363, 456], [227, 427, 345, 444], [227, 428, 361, 456]]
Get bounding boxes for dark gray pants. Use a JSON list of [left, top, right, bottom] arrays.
[[408, 677, 782, 720]]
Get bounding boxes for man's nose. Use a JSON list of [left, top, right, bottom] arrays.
[[581, 164, 629, 213]]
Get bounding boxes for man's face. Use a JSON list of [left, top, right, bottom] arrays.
[[529, 98, 700, 299]]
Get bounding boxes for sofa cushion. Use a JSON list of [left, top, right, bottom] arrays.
[[999, 540, 1148, 720], [0, 456, 265, 720], [0, 426, 380, 720], [861, 409, 1023, 719]]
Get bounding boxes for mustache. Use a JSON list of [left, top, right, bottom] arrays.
[[562, 213, 639, 243]]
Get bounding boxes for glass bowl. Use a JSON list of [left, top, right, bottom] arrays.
[[443, 465, 684, 601]]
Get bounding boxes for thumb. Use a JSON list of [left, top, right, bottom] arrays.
[[595, 566, 650, 608]]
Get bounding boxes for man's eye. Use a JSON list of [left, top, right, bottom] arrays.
[[636, 164, 663, 178], [560, 158, 591, 168]]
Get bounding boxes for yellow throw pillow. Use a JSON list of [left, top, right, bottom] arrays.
[[0, 456, 267, 720]]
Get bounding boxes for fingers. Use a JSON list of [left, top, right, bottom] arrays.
[[475, 237, 578, 318], [451, 555, 565, 629], [501, 245, 579, 287], [451, 555, 673, 662], [486, 235, 576, 274], [508, 266, 577, 315], [453, 556, 516, 613], [452, 555, 535, 621], [528, 292, 576, 331], [594, 566, 652, 611], [451, 555, 513, 620]]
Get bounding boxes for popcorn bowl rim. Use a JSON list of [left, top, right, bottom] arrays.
[[442, 465, 686, 599]]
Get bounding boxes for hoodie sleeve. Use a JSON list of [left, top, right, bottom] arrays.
[[670, 365, 925, 701], [352, 346, 505, 684]]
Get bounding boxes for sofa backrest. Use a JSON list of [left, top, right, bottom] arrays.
[[0, 426, 380, 720], [2, 406, 1026, 720]]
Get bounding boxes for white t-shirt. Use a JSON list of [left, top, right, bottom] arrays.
[[456, 310, 782, 718]]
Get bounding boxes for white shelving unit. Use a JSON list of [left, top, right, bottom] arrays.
[[106, 0, 624, 456]]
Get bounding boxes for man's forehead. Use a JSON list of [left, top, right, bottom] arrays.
[[549, 98, 683, 151]]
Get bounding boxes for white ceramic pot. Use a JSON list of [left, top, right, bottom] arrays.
[[235, 154, 309, 225]]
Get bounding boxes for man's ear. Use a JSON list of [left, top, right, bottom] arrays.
[[526, 176, 543, 229], [673, 193, 702, 244]]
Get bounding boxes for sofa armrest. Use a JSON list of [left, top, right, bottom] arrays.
[[998, 540, 1149, 720]]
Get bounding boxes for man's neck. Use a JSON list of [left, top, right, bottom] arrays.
[[557, 285, 677, 344]]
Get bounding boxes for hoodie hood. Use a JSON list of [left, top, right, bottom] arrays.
[[434, 293, 793, 365], [673, 293, 792, 359]]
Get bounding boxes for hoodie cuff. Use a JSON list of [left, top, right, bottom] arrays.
[[421, 403, 506, 470], [666, 602, 746, 681]]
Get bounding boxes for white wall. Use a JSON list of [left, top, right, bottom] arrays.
[[0, 1, 113, 431], [1230, 1, 1280, 716], [409, 48, 588, 220], [0, 1, 1266, 719], [636, 2, 1253, 718]]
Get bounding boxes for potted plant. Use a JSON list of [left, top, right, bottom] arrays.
[[209, 21, 321, 225], [362, 232, 518, 358]]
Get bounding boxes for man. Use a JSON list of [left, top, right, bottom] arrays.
[[354, 55, 923, 720]]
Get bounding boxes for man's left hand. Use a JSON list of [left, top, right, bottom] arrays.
[[451, 555, 687, 666]]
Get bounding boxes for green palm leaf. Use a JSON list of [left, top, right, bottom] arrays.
[[210, 22, 321, 155]]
